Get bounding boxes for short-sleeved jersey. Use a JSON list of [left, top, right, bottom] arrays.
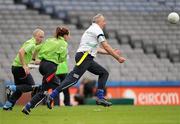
[[12, 37, 37, 67], [77, 23, 106, 57], [38, 37, 67, 65]]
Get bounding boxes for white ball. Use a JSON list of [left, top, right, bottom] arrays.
[[168, 12, 179, 24]]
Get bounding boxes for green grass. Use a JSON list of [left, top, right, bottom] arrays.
[[0, 105, 180, 124]]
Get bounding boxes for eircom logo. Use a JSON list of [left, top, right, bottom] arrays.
[[138, 92, 179, 105], [122, 89, 180, 105]]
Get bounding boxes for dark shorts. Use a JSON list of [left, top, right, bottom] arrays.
[[11, 66, 35, 86], [39, 59, 60, 91]]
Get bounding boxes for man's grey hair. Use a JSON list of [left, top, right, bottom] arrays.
[[33, 28, 44, 36], [92, 13, 104, 23]]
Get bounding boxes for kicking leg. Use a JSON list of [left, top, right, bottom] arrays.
[[87, 61, 111, 107]]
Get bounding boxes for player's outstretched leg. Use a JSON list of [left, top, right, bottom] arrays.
[[22, 102, 31, 115], [46, 93, 54, 109], [3, 85, 21, 110], [22, 91, 45, 115], [96, 89, 112, 107]]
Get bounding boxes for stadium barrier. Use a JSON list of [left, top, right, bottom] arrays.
[[2, 80, 180, 106], [106, 81, 180, 106], [85, 98, 134, 105], [107, 87, 180, 106], [73, 81, 180, 106]]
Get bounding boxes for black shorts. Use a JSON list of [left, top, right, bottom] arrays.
[[11, 66, 35, 86], [39, 59, 60, 91]]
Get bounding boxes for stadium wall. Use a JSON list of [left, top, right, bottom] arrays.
[[2, 80, 180, 106], [73, 81, 180, 106]]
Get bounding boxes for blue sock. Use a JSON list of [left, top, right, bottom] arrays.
[[25, 102, 31, 110], [50, 89, 59, 99], [97, 89, 104, 99]]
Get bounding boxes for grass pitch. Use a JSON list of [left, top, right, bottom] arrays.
[[0, 105, 180, 124]]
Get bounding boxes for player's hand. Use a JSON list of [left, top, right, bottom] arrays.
[[34, 60, 40, 65], [23, 65, 30, 74], [30, 60, 40, 65], [114, 49, 121, 55], [117, 57, 126, 63]]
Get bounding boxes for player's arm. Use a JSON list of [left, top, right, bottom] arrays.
[[18, 48, 30, 74], [31, 44, 43, 65], [95, 28, 125, 63], [101, 41, 126, 63], [32, 50, 38, 60], [31, 50, 40, 65], [97, 47, 121, 55], [97, 47, 108, 54]]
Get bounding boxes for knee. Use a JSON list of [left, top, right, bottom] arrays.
[[102, 69, 109, 78]]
